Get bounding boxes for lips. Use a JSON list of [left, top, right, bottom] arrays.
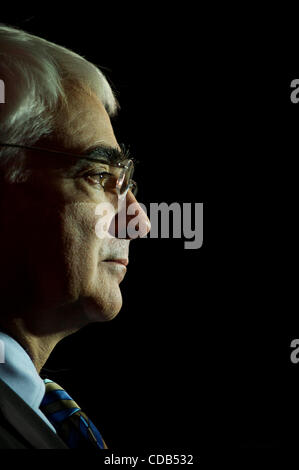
[[104, 259, 128, 267]]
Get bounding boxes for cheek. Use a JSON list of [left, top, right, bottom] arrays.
[[62, 202, 123, 320], [61, 201, 109, 284]]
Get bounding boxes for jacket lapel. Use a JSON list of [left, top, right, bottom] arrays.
[[0, 378, 68, 448]]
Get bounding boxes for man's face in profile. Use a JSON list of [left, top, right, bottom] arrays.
[[0, 82, 149, 332]]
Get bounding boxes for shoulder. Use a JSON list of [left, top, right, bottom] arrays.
[[0, 379, 30, 448], [0, 377, 68, 449]]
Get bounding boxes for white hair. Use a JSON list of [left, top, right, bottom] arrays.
[[0, 23, 119, 181]]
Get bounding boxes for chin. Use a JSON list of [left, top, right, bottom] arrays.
[[80, 293, 123, 323]]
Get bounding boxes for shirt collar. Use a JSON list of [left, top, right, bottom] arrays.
[[0, 331, 57, 434], [0, 331, 45, 409]]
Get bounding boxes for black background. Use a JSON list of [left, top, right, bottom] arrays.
[[0, 7, 209, 457], [4, 7, 298, 460]]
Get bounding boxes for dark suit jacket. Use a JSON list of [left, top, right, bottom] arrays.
[[0, 377, 68, 449]]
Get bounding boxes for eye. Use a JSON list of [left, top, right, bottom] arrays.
[[85, 172, 112, 187]]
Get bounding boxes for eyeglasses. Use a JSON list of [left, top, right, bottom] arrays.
[[0, 142, 138, 198]]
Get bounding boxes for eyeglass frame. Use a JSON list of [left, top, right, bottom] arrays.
[[0, 142, 138, 198]]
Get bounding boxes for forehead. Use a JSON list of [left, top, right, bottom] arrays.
[[52, 82, 119, 154]]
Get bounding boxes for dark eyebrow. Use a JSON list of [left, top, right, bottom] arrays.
[[83, 143, 132, 165], [66, 143, 135, 176]]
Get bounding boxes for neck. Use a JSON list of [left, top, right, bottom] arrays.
[[0, 318, 65, 373], [0, 296, 88, 373]]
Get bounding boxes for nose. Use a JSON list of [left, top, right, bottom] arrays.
[[109, 190, 151, 239]]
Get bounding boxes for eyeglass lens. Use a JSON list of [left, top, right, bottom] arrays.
[[117, 160, 136, 196]]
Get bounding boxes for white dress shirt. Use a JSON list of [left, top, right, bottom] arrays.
[[0, 331, 56, 433]]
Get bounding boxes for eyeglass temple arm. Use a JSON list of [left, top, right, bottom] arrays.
[[0, 142, 139, 168]]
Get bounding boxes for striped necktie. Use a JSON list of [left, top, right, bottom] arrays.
[[40, 378, 108, 449]]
